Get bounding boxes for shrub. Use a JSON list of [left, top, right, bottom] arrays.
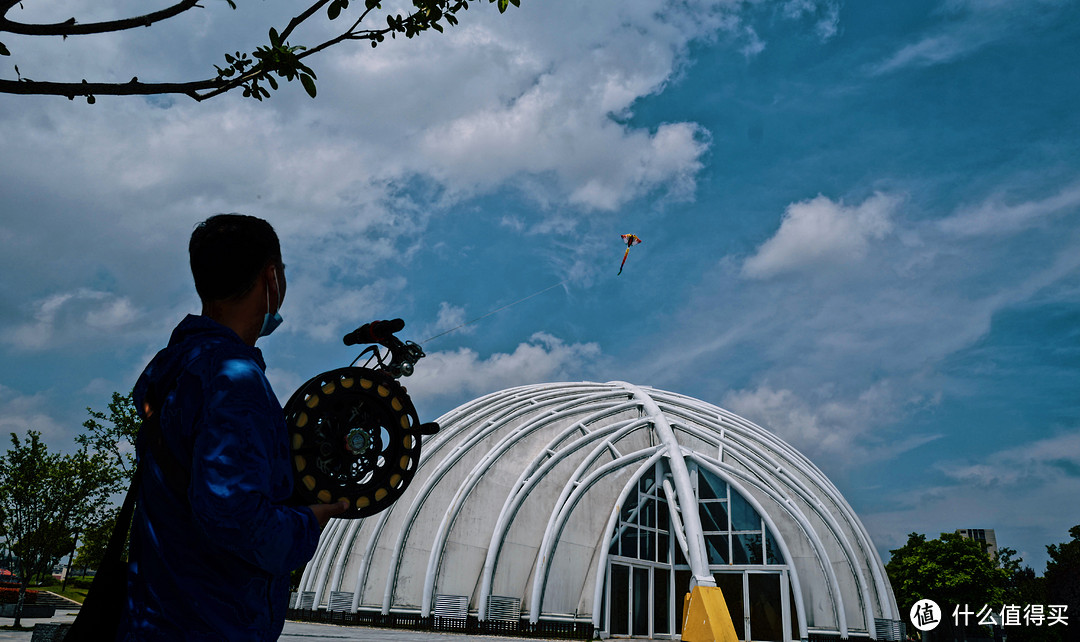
[[0, 587, 38, 604]]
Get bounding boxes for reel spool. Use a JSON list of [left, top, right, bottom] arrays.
[[284, 365, 436, 519]]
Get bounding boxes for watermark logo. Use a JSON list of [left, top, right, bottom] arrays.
[[910, 599, 942, 631]]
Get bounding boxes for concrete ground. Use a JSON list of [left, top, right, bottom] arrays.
[[0, 610, 570, 641]]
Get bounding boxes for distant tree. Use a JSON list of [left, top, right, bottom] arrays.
[[0, 0, 521, 102], [886, 532, 1011, 641], [0, 431, 118, 626], [68, 391, 139, 582], [1043, 525, 1079, 638], [79, 390, 140, 481], [996, 547, 1058, 642], [73, 505, 120, 578]]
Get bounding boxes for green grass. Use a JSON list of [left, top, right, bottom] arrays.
[[31, 578, 90, 604]]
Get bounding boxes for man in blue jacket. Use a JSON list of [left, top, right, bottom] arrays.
[[120, 214, 348, 640]]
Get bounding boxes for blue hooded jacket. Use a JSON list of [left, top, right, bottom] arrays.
[[120, 315, 320, 640]]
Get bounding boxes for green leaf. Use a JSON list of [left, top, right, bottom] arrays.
[[87, 95, 96, 104], [497, 0, 508, 12], [327, 0, 341, 20], [300, 74, 317, 98], [225, 0, 236, 8], [365, 0, 380, 8], [269, 28, 281, 47], [0, 42, 10, 56]]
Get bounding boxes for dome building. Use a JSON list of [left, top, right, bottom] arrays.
[[294, 381, 903, 641]]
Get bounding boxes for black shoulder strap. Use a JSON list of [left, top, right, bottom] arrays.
[[138, 388, 191, 501]]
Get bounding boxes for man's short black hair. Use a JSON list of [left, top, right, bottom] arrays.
[[189, 214, 282, 302]]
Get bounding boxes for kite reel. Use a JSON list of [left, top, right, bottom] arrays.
[[284, 319, 439, 519]]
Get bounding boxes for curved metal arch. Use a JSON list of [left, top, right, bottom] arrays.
[[297, 377, 490, 607], [474, 414, 646, 619], [323, 518, 364, 599], [346, 385, 616, 611], [293, 381, 895, 638], [687, 452, 821, 640], [669, 404, 894, 624], [589, 455, 670, 629], [382, 388, 634, 613], [694, 428, 876, 633], [529, 446, 666, 622], [307, 515, 359, 609], [613, 382, 713, 585], [422, 404, 646, 616]]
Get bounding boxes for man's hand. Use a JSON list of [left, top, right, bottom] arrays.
[[308, 500, 350, 528]]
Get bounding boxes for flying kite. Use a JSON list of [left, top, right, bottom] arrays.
[[617, 234, 642, 275]]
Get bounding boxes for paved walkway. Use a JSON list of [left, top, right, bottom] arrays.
[[0, 611, 569, 641]]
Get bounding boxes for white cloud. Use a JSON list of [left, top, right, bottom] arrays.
[[3, 288, 145, 351], [938, 182, 1080, 237], [422, 302, 473, 342], [742, 192, 900, 279], [781, 0, 841, 41], [404, 332, 601, 404], [0, 385, 68, 445], [937, 431, 1080, 487], [283, 276, 408, 343], [862, 435, 1080, 570], [721, 382, 942, 470], [871, 34, 973, 75], [868, 0, 1069, 76]]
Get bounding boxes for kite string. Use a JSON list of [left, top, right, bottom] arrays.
[[422, 280, 567, 345]]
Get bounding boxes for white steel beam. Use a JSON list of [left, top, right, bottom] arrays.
[[530, 447, 665, 622]]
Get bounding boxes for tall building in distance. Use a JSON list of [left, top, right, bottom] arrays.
[[957, 528, 999, 560]]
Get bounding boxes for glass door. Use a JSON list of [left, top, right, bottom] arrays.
[[608, 561, 671, 637]]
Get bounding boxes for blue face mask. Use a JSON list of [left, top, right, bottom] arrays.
[[259, 269, 284, 337]]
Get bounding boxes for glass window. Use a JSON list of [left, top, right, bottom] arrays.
[[748, 573, 783, 642], [714, 573, 745, 639], [658, 533, 670, 564], [698, 472, 726, 500], [641, 529, 654, 563], [705, 534, 728, 564], [642, 496, 656, 529], [654, 568, 670, 634], [674, 570, 692, 635], [674, 537, 687, 566], [610, 564, 629, 635], [732, 533, 763, 565], [620, 528, 638, 559], [658, 497, 669, 532], [765, 527, 783, 565], [729, 490, 760, 532], [698, 500, 728, 533], [632, 567, 650, 636]]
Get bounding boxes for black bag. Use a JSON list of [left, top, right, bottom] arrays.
[[62, 467, 141, 642], [66, 403, 186, 642]]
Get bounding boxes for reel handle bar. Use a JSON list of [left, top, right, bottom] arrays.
[[343, 318, 425, 379]]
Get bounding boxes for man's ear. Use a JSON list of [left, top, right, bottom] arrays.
[[265, 262, 283, 303]]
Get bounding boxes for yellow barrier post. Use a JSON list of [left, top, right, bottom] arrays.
[[680, 585, 740, 642]]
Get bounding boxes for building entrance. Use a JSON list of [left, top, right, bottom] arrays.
[[603, 462, 797, 640], [608, 562, 670, 637]]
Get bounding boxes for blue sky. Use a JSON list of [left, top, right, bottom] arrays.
[[1, 0, 1077, 572]]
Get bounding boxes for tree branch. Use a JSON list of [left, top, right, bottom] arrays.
[[0, 0, 519, 101], [0, 77, 222, 101], [1, 0, 202, 36]]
